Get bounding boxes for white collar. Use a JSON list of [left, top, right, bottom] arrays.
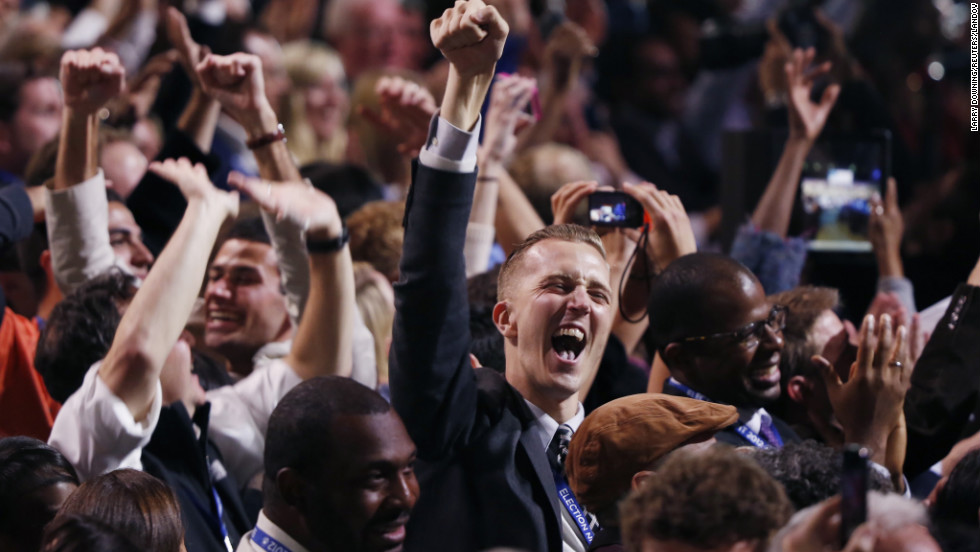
[[524, 400, 585, 453], [251, 510, 311, 552], [742, 407, 772, 435], [253, 339, 292, 364]]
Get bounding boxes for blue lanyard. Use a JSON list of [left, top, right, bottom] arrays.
[[666, 379, 782, 449], [252, 526, 293, 552], [180, 482, 232, 551], [552, 466, 594, 544]]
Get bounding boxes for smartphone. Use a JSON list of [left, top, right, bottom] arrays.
[[588, 191, 644, 228], [840, 444, 869, 546]]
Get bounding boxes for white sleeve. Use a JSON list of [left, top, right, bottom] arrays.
[[206, 359, 302, 487], [44, 171, 129, 295], [260, 210, 309, 328], [350, 307, 379, 389], [60, 9, 110, 50], [48, 362, 161, 482], [463, 221, 495, 277], [418, 113, 481, 173]]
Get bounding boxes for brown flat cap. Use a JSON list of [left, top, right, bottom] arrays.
[[565, 393, 738, 512]]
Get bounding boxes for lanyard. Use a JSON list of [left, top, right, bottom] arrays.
[[181, 482, 232, 552], [252, 526, 293, 552], [666, 379, 782, 449], [552, 466, 595, 544]]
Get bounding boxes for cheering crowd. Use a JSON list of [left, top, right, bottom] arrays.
[[0, 0, 978, 551]]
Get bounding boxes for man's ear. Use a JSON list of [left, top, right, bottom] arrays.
[[492, 300, 517, 338], [662, 342, 683, 367], [631, 470, 655, 491], [786, 375, 812, 405], [276, 467, 308, 510]]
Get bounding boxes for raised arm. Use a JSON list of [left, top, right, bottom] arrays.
[[869, 177, 917, 317], [475, 74, 543, 263], [168, 7, 221, 154], [46, 48, 127, 295], [390, 0, 507, 458], [125, 7, 222, 257], [750, 47, 840, 236], [100, 158, 238, 421], [228, 175, 354, 381], [197, 51, 310, 322], [732, 49, 840, 294], [515, 21, 595, 150], [617, 182, 698, 354]]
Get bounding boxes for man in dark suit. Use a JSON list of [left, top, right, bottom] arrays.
[[647, 253, 801, 449], [389, 2, 614, 551]]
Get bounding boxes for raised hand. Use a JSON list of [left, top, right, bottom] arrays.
[[196, 53, 270, 129], [868, 177, 904, 277], [551, 180, 597, 225], [227, 172, 342, 242], [480, 74, 536, 167], [59, 48, 126, 115], [812, 314, 912, 462], [786, 47, 841, 142], [542, 21, 597, 94], [147, 158, 239, 219], [358, 76, 437, 157], [165, 6, 208, 88], [623, 182, 697, 272], [431, 0, 509, 78]]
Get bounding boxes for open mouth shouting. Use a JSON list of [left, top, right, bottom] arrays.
[[551, 326, 586, 363]]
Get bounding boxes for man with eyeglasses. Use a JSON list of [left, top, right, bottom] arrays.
[[647, 252, 801, 449]]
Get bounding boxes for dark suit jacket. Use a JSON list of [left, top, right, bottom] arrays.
[[904, 283, 980, 477], [661, 384, 801, 447], [390, 163, 563, 552]]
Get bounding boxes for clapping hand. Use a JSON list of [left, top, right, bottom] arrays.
[[812, 314, 911, 464], [358, 76, 437, 158], [148, 158, 239, 220], [480, 73, 537, 167], [228, 172, 343, 243]]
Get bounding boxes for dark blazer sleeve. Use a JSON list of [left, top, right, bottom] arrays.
[[0, 184, 33, 252], [390, 161, 482, 461], [904, 283, 980, 476], [1, 184, 34, 319], [126, 130, 221, 256]]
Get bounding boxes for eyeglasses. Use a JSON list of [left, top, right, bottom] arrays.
[[681, 305, 787, 350]]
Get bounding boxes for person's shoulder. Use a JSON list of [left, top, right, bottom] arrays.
[[474, 367, 534, 424]]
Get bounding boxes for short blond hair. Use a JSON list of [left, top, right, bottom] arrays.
[[497, 224, 606, 302]]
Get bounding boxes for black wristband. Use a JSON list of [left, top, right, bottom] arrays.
[[306, 223, 350, 254]]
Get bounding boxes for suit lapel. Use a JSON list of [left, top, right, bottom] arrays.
[[519, 429, 563, 528]]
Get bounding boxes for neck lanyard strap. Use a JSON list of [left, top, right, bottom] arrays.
[[666, 379, 782, 449], [252, 526, 294, 552], [552, 467, 595, 544]]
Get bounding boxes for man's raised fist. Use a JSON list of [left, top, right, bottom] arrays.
[[431, 0, 509, 78], [59, 48, 126, 115]]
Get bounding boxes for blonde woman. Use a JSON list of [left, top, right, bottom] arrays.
[[353, 262, 395, 392], [281, 41, 349, 165]]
